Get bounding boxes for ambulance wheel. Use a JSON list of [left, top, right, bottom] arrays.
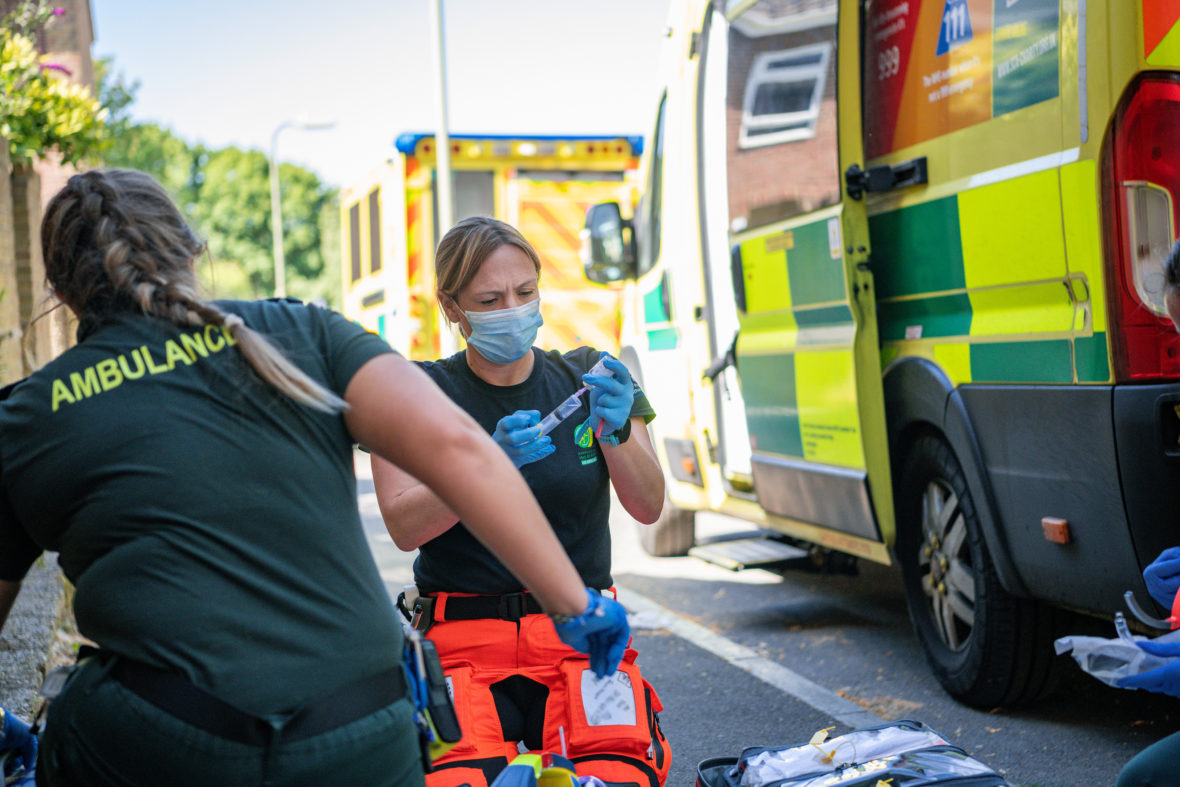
[[896, 433, 1060, 707], [638, 500, 695, 557]]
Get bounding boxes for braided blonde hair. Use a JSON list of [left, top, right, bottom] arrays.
[[41, 169, 346, 413]]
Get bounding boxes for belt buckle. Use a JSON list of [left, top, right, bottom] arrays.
[[498, 592, 526, 622]]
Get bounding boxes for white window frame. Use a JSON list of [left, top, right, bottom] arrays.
[[739, 41, 832, 149]]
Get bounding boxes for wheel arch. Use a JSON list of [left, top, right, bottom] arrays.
[[882, 356, 1029, 597]]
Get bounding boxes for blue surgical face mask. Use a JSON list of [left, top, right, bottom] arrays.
[[463, 298, 543, 364]]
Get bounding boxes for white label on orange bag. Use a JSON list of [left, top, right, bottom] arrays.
[[580, 669, 637, 726]]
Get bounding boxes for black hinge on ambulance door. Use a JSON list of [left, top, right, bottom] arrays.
[[844, 157, 928, 200]]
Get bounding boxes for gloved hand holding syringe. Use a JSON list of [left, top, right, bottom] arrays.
[[492, 357, 620, 469], [538, 357, 610, 436]]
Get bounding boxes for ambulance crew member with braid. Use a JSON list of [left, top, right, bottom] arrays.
[[372, 216, 672, 787], [0, 170, 630, 787]]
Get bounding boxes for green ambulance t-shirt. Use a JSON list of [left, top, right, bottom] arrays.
[[0, 300, 400, 715]]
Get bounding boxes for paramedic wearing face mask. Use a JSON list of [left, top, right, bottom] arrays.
[[371, 216, 672, 787]]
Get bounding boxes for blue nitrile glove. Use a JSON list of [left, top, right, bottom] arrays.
[[551, 588, 630, 679], [583, 356, 634, 438], [0, 706, 37, 777], [1117, 637, 1180, 697], [492, 410, 555, 468], [1131, 636, 1180, 660], [1118, 660, 1180, 698], [1143, 546, 1180, 609]]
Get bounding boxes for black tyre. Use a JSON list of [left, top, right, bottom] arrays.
[[896, 433, 1060, 707], [638, 499, 695, 557]]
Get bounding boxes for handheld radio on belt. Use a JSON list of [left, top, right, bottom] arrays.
[[402, 624, 462, 766]]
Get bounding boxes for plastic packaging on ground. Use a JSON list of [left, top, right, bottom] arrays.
[[1055, 615, 1180, 688]]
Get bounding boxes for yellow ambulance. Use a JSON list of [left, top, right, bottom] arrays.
[[341, 133, 639, 360], [584, 0, 1180, 706]]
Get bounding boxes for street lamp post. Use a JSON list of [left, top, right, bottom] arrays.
[[428, 0, 454, 235], [429, 0, 459, 355], [269, 118, 334, 298]]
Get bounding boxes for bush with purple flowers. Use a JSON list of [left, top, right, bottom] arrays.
[[0, 0, 108, 166]]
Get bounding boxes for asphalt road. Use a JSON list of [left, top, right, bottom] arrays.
[[353, 452, 1180, 787]]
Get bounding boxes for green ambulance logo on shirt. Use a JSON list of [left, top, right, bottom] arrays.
[[573, 418, 599, 466]]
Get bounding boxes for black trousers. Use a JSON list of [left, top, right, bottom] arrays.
[[37, 657, 425, 787]]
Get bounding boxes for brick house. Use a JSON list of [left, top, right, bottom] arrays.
[[0, 0, 96, 384]]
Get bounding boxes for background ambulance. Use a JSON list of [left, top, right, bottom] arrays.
[[342, 133, 640, 360], [583, 0, 1180, 707]]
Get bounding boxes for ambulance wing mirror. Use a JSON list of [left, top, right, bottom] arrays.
[[582, 202, 636, 284]]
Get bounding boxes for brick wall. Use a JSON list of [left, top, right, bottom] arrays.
[[12, 165, 69, 372], [0, 0, 93, 380], [43, 0, 95, 91], [0, 146, 22, 385]]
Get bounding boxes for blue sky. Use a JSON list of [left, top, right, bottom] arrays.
[[89, 0, 671, 187]]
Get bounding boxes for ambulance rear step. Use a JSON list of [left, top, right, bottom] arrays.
[[687, 530, 810, 571]]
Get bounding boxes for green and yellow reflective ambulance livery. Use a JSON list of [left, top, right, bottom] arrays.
[[584, 0, 1180, 707]]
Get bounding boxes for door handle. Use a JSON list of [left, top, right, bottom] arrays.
[[844, 156, 928, 200]]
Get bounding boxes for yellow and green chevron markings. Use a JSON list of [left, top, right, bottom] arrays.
[[873, 161, 1109, 386], [737, 209, 862, 469], [1144, 1, 1180, 67], [736, 160, 1110, 466]]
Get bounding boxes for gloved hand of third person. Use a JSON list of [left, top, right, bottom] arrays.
[[551, 588, 631, 679], [0, 705, 37, 778], [1117, 636, 1180, 699], [1143, 546, 1180, 609], [584, 356, 634, 439], [492, 410, 555, 468]]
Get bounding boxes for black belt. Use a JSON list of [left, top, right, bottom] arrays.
[[109, 656, 406, 747], [439, 591, 544, 623]]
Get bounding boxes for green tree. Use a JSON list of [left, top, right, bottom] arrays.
[[94, 56, 137, 135], [183, 148, 335, 301], [312, 194, 342, 309], [275, 163, 337, 305], [100, 121, 199, 205], [95, 59, 339, 303], [188, 147, 273, 298], [95, 59, 199, 209]]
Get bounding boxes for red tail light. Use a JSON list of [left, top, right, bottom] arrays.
[[1103, 74, 1180, 381]]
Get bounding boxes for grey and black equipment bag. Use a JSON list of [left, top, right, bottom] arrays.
[[695, 720, 1009, 787]]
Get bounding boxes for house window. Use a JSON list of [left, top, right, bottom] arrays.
[[368, 188, 382, 273], [349, 202, 362, 282], [739, 43, 832, 149]]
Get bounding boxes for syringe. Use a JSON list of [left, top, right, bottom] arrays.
[[537, 386, 588, 436], [536, 357, 614, 436]]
